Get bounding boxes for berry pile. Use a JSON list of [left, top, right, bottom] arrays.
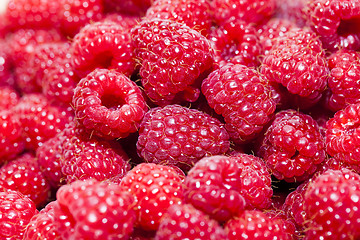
[[1, 0, 360, 239]]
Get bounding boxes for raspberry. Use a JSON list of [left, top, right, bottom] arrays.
[[24, 201, 61, 240], [145, 0, 212, 36], [202, 63, 276, 143], [225, 209, 291, 240], [211, 0, 276, 25], [0, 153, 51, 207], [136, 105, 230, 170], [208, 18, 262, 68], [0, 189, 38, 240], [261, 27, 328, 102], [0, 40, 15, 88], [305, 0, 360, 52], [36, 133, 67, 188], [325, 102, 360, 165], [304, 168, 360, 239], [132, 18, 214, 106], [103, 0, 152, 15], [59, 123, 131, 183], [58, 0, 104, 37], [0, 110, 25, 162], [256, 18, 297, 56], [325, 49, 360, 111], [155, 204, 227, 240], [0, 86, 20, 110], [71, 21, 135, 78], [120, 163, 184, 230], [257, 109, 326, 182], [72, 68, 147, 139], [54, 179, 136, 240], [14, 93, 74, 151], [184, 155, 247, 222], [5, 0, 61, 30], [274, 0, 308, 27], [99, 13, 140, 30]]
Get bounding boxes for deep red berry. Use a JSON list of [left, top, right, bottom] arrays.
[[54, 179, 136, 240], [132, 18, 214, 106], [225, 209, 291, 240], [257, 109, 326, 182], [325, 49, 360, 111], [72, 68, 147, 139], [0, 189, 38, 240], [0, 153, 51, 207], [208, 18, 262, 68], [58, 0, 104, 37], [59, 123, 131, 183], [136, 105, 230, 170], [145, 0, 212, 36], [261, 27, 328, 103], [326, 102, 360, 165], [103, 0, 152, 15], [14, 93, 74, 151], [202, 63, 276, 143], [24, 201, 61, 240], [120, 163, 184, 230], [5, 0, 60, 30], [305, 0, 360, 51], [155, 204, 227, 240], [0, 110, 25, 163], [71, 21, 135, 78], [211, 0, 276, 25], [304, 168, 360, 239], [184, 155, 247, 222]]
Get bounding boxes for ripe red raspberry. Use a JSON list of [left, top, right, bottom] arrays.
[[261, 27, 328, 102], [145, 0, 212, 36], [36, 133, 67, 189], [208, 18, 262, 68], [0, 110, 25, 162], [59, 123, 131, 183], [184, 155, 247, 222], [256, 18, 297, 56], [0, 86, 20, 110], [72, 68, 147, 139], [211, 0, 276, 25], [103, 0, 152, 15], [136, 105, 230, 170], [0, 189, 38, 240], [305, 0, 360, 51], [120, 163, 184, 230], [0, 40, 15, 88], [58, 0, 104, 37], [202, 63, 276, 143], [225, 209, 291, 240], [257, 109, 326, 182], [325, 49, 360, 111], [274, 0, 308, 27], [304, 168, 360, 239], [54, 179, 136, 240], [24, 201, 61, 240], [155, 203, 227, 240], [5, 0, 61, 30], [0, 153, 51, 207], [14, 93, 74, 151], [132, 19, 214, 106], [71, 21, 135, 78], [326, 102, 360, 165]]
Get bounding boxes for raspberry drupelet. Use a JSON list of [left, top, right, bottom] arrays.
[[72, 68, 147, 139], [132, 18, 214, 106], [136, 104, 230, 171], [257, 109, 326, 182], [202, 63, 276, 143]]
